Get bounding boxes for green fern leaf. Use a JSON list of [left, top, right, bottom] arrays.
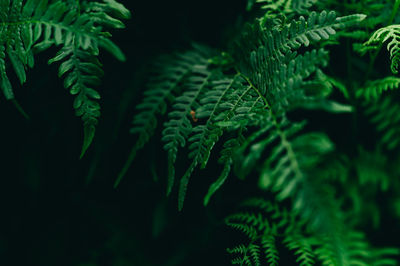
[[261, 235, 279, 266], [178, 75, 251, 209], [226, 199, 307, 266], [227, 198, 399, 266], [235, 10, 365, 77], [203, 138, 242, 206], [248, 244, 261, 266], [364, 25, 400, 73], [116, 47, 211, 187], [283, 234, 315, 266], [227, 244, 249, 255], [163, 61, 213, 196], [49, 44, 103, 158], [356, 76, 400, 100]]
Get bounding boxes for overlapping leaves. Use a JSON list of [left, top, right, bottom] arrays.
[[0, 0, 130, 156]]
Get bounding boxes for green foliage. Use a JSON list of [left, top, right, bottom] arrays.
[[115, 45, 214, 188], [113, 0, 400, 263], [226, 198, 399, 266], [356, 76, 400, 100], [122, 10, 366, 212], [364, 24, 400, 73], [120, 0, 400, 264], [364, 97, 400, 151], [7, 0, 400, 265], [0, 0, 130, 156], [7, 0, 399, 265]]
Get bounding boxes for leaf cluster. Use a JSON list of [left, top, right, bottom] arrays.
[[0, 0, 130, 156]]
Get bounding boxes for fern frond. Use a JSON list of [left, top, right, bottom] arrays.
[[267, 49, 330, 112], [203, 137, 242, 206], [226, 221, 259, 241], [231, 108, 341, 236], [0, 0, 129, 156], [227, 244, 249, 255], [235, 10, 366, 78], [0, 0, 32, 99], [227, 212, 268, 232], [178, 123, 222, 210], [248, 244, 261, 266], [33, 1, 126, 59], [178, 74, 255, 209], [364, 97, 400, 150], [364, 24, 400, 73], [266, 132, 333, 200], [234, 10, 363, 115], [116, 46, 212, 187], [356, 76, 400, 101], [205, 179, 228, 204], [227, 198, 400, 266], [260, 235, 279, 266], [227, 11, 363, 236], [283, 234, 315, 266], [255, 121, 337, 233], [204, 147, 233, 206], [162, 59, 213, 195], [225, 199, 286, 266], [226, 199, 314, 266], [49, 44, 102, 158]]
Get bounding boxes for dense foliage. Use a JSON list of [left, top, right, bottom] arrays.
[[3, 0, 400, 265], [122, 0, 400, 265]]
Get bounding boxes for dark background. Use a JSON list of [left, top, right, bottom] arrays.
[[0, 0, 251, 265]]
